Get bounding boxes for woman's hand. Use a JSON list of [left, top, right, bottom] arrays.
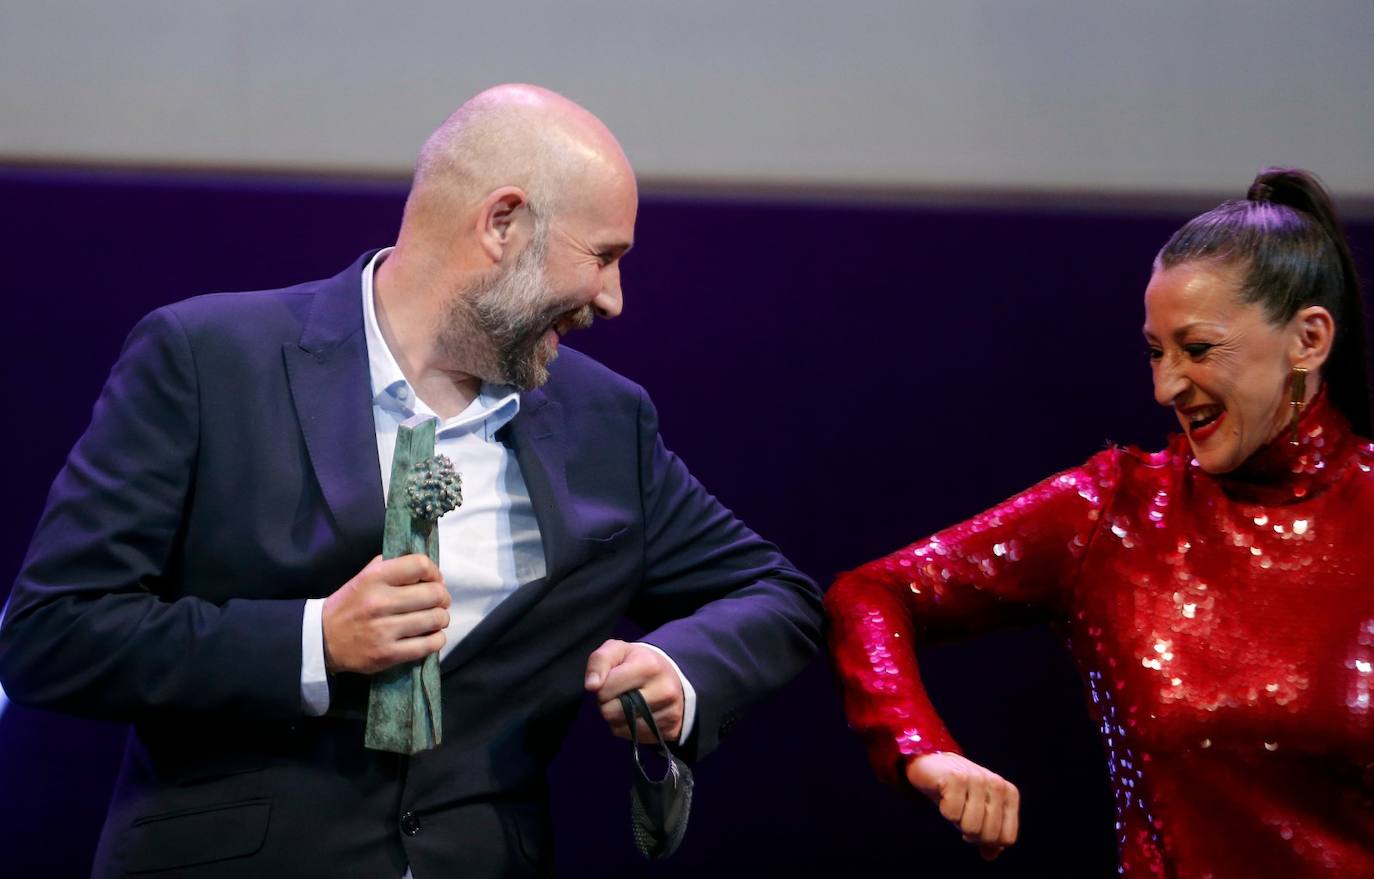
[[906, 752, 1020, 860]]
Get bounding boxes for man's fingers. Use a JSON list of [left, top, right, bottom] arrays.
[[388, 606, 451, 639], [595, 682, 682, 742], [599, 696, 634, 738], [638, 681, 684, 741], [638, 678, 682, 712], [323, 555, 450, 674], [598, 706, 672, 743], [587, 643, 685, 742], [381, 581, 451, 614], [346, 628, 446, 674], [633, 716, 665, 743], [600, 705, 631, 738], [621, 702, 683, 743], [596, 651, 662, 701], [592, 643, 669, 700], [390, 630, 446, 665], [373, 553, 442, 588], [585, 639, 630, 690]]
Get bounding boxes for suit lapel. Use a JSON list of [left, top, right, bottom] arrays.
[[508, 390, 582, 578], [283, 253, 385, 548], [440, 388, 586, 673]]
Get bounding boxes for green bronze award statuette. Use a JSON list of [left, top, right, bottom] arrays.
[[365, 414, 462, 754]]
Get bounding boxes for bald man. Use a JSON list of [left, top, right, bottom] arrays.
[[0, 85, 822, 877]]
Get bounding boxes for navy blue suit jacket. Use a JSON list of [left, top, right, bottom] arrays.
[[0, 253, 822, 877]]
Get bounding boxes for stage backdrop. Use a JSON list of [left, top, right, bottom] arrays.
[[1, 167, 1370, 876], [4, 2, 1374, 196]]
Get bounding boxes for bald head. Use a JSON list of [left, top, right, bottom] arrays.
[[375, 85, 637, 399], [402, 84, 633, 239]]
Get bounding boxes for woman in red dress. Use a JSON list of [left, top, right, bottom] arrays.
[[826, 169, 1374, 878]]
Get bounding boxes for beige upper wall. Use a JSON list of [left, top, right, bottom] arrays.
[[2, 0, 1371, 197]]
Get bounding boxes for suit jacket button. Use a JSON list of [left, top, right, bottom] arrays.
[[400, 811, 421, 836]]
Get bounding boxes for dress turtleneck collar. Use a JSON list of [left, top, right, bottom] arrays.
[[1181, 388, 1362, 505]]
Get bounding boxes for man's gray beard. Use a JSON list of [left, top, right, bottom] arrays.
[[438, 232, 592, 391]]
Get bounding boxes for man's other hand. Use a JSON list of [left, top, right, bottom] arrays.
[[585, 639, 684, 743], [322, 554, 450, 674]]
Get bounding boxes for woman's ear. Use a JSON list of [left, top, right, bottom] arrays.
[[1290, 305, 1335, 371]]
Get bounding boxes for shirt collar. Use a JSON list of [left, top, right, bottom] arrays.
[[361, 248, 521, 440]]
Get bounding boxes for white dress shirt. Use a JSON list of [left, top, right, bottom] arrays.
[[298, 249, 695, 741]]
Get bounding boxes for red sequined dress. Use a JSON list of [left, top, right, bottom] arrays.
[[826, 392, 1374, 877]]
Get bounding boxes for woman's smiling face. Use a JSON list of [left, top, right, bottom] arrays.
[[1143, 261, 1319, 474]]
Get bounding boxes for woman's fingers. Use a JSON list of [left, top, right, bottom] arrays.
[[937, 769, 967, 822], [908, 752, 1020, 857], [1001, 779, 1021, 846], [958, 772, 989, 839], [977, 782, 1004, 846]]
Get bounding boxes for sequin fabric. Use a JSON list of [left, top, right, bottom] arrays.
[[826, 391, 1374, 877]]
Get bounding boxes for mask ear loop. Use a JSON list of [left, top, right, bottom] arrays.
[[618, 690, 680, 786], [1289, 367, 1308, 445], [619, 689, 694, 860]]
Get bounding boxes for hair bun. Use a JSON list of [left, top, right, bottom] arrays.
[[1248, 167, 1325, 216], [1248, 167, 1345, 233]]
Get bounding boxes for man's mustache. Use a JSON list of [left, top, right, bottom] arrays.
[[560, 305, 595, 333]]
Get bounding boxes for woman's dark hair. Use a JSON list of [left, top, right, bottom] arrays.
[[1156, 167, 1371, 436]]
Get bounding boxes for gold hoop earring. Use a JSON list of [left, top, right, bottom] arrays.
[[1289, 367, 1308, 445]]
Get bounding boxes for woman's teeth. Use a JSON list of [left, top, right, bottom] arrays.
[[1189, 408, 1222, 429]]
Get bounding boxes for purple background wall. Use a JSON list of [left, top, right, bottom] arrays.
[[2, 168, 1370, 876]]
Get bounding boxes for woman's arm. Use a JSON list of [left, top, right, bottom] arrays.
[[824, 451, 1119, 853]]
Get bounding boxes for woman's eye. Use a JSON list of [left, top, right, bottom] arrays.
[[1146, 347, 1163, 361], [1184, 343, 1214, 359]]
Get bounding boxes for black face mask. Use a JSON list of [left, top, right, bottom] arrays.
[[618, 689, 694, 860]]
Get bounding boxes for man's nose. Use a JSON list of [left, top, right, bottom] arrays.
[[593, 266, 623, 319]]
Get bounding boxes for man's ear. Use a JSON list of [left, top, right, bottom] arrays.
[[1290, 305, 1335, 372], [476, 186, 531, 263]]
